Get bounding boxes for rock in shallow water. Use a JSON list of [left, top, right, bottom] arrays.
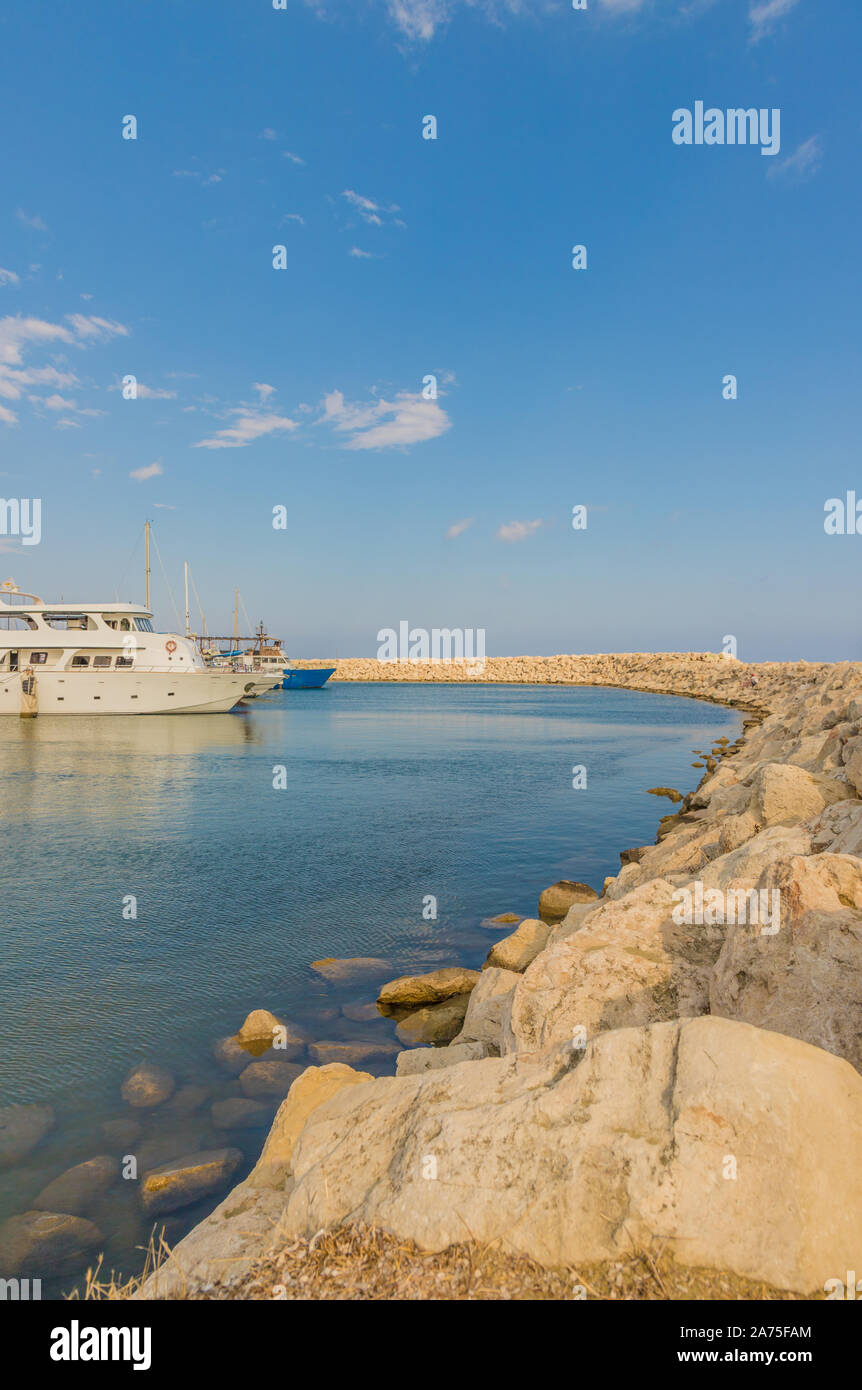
[[537, 880, 598, 924], [0, 1103, 55, 1170], [141, 1148, 244, 1216], [311, 957, 391, 983], [239, 1059, 304, 1100], [377, 967, 480, 1015], [211, 1099, 272, 1130], [394, 996, 471, 1046], [0, 1210, 102, 1277], [32, 1156, 117, 1216], [121, 1062, 175, 1109], [483, 918, 551, 972], [307, 1039, 400, 1066]]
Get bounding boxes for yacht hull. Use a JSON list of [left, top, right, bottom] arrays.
[[281, 668, 335, 689], [0, 670, 254, 715]]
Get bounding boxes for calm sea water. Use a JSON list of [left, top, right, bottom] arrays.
[[0, 682, 738, 1292]]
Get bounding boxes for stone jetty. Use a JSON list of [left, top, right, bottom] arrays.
[[137, 654, 862, 1299]]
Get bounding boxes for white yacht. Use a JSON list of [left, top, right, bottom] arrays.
[[0, 585, 256, 716]]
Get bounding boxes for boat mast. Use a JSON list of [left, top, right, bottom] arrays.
[[144, 521, 151, 611], [233, 588, 238, 647], [184, 562, 191, 638]]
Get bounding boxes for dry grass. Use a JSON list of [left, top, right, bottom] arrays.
[[68, 1229, 177, 1301], [189, 1224, 814, 1302]]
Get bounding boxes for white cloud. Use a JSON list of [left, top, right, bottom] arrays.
[[130, 461, 164, 481], [497, 518, 542, 542], [0, 403, 18, 426], [41, 393, 77, 412], [348, 246, 378, 259], [342, 189, 402, 227], [260, 128, 278, 140], [322, 387, 451, 450], [281, 213, 305, 226], [254, 383, 275, 400], [110, 380, 177, 399], [193, 407, 299, 449], [749, 0, 800, 42], [283, 151, 305, 165], [0, 268, 20, 287], [446, 518, 473, 539], [766, 134, 822, 181], [65, 314, 129, 343]]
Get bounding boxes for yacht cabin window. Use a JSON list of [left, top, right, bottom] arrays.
[[30, 651, 48, 664], [71, 655, 89, 667], [115, 656, 134, 668], [93, 656, 112, 669]]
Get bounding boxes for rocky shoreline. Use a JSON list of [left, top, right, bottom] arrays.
[[120, 655, 862, 1295]]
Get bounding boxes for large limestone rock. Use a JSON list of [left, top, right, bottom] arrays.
[[747, 762, 846, 827], [537, 880, 598, 924], [377, 968, 480, 1015], [484, 918, 551, 972], [396, 1041, 492, 1076], [280, 1017, 862, 1294], [0, 1211, 103, 1277], [508, 877, 717, 1055], [141, 1148, 243, 1216], [137, 1065, 372, 1297], [455, 967, 519, 1051], [0, 1103, 55, 1170], [32, 1156, 117, 1216], [121, 1061, 175, 1109], [710, 854, 862, 1071]]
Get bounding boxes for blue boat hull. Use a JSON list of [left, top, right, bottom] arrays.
[[281, 668, 335, 690]]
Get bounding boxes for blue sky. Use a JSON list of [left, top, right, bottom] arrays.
[[0, 0, 859, 659]]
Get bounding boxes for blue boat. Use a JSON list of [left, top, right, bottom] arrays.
[[281, 667, 335, 690]]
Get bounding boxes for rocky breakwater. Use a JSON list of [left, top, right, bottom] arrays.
[[140, 657, 862, 1298]]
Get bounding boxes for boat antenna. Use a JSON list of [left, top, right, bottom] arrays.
[[184, 561, 191, 638], [144, 520, 152, 610]]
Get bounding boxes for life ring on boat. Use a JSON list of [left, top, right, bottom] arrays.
[[165, 640, 178, 653]]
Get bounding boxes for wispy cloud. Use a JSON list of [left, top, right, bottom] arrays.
[[342, 189, 403, 228], [497, 518, 542, 542], [283, 151, 305, 166], [260, 128, 278, 140], [749, 0, 800, 43], [0, 268, 20, 287], [0, 312, 127, 425], [130, 461, 164, 481], [281, 213, 306, 226], [16, 208, 47, 231], [321, 387, 451, 450], [110, 380, 177, 400], [193, 404, 299, 449], [766, 134, 822, 182], [446, 518, 474, 539], [348, 246, 379, 259], [173, 168, 225, 186]]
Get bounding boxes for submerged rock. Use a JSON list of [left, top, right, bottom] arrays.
[[121, 1062, 175, 1109], [377, 967, 480, 1015], [0, 1210, 102, 1277], [0, 1103, 55, 1171], [234, 1011, 307, 1060], [537, 880, 598, 924], [394, 997, 470, 1047], [307, 1039, 400, 1066], [32, 1156, 117, 1216], [141, 1148, 243, 1216], [311, 957, 391, 983], [239, 1059, 304, 1100], [211, 1099, 272, 1131], [340, 1002, 381, 1023], [212, 1036, 253, 1076], [100, 1118, 142, 1150]]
